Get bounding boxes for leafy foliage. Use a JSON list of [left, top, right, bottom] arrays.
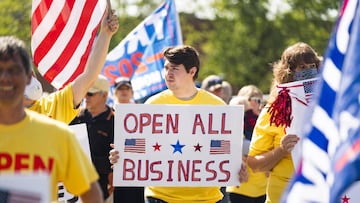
[[1, 0, 340, 95], [0, 0, 32, 48]]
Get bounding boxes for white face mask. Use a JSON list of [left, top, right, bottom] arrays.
[[294, 67, 318, 81], [24, 76, 43, 100]]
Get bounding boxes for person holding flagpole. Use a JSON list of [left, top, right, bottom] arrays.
[[246, 42, 321, 203], [25, 4, 119, 124]]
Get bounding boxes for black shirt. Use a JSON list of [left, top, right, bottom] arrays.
[[70, 106, 114, 175]]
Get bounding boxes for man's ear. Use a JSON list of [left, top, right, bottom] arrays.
[[26, 73, 32, 85], [103, 92, 109, 98], [190, 66, 197, 76]]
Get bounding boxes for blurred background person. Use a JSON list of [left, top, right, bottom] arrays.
[[70, 75, 114, 202], [221, 80, 233, 104], [113, 77, 134, 105], [201, 74, 224, 99], [201, 75, 233, 203], [237, 85, 264, 141], [112, 76, 145, 203], [226, 96, 267, 203]]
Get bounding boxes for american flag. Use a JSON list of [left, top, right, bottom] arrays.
[[282, 0, 360, 202], [275, 78, 318, 108], [210, 140, 230, 155], [303, 79, 317, 104], [124, 138, 146, 154], [31, 0, 107, 89]]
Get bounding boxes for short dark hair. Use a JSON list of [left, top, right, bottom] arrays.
[[163, 45, 200, 80], [0, 36, 31, 74]]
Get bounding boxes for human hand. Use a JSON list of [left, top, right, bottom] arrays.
[[238, 162, 249, 183], [280, 134, 300, 153], [109, 143, 120, 168], [100, 5, 119, 35]]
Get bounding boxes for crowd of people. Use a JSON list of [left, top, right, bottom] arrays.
[[0, 3, 323, 202]]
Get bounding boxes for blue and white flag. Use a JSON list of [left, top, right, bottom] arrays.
[[282, 0, 360, 202], [101, 0, 182, 103]]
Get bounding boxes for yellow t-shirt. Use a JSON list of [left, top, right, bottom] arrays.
[[0, 109, 99, 201], [144, 89, 225, 203], [226, 165, 267, 197], [248, 106, 295, 203], [28, 84, 79, 124]]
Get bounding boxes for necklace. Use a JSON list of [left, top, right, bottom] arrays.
[[176, 90, 198, 101]]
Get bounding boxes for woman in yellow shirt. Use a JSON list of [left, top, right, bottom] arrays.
[[247, 42, 321, 203]]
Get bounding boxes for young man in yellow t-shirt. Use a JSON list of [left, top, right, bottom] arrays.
[[110, 45, 248, 203]]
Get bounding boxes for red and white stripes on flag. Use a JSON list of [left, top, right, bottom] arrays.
[[124, 138, 146, 154], [210, 140, 230, 155], [31, 0, 107, 89]]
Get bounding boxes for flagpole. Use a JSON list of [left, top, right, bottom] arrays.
[[172, 0, 183, 44], [107, 0, 112, 19]]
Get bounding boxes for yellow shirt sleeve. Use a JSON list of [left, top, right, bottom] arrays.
[[28, 84, 80, 124], [248, 106, 295, 203]]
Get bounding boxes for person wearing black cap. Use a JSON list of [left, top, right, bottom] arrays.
[[201, 74, 224, 99], [112, 76, 145, 203], [113, 76, 134, 104]]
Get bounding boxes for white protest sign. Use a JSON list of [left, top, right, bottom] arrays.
[[69, 123, 91, 158], [0, 173, 50, 203], [113, 104, 244, 186], [276, 78, 318, 168], [58, 123, 91, 203], [340, 181, 360, 202]]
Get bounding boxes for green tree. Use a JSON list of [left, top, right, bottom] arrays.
[[1, 0, 340, 95], [198, 0, 339, 94], [277, 0, 340, 54], [0, 0, 32, 47], [201, 0, 284, 93]]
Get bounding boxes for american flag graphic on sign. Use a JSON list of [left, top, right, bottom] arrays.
[[31, 0, 107, 89], [124, 138, 146, 154], [303, 80, 317, 104], [210, 140, 230, 155]]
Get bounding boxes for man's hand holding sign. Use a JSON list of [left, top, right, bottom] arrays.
[[110, 45, 246, 202]]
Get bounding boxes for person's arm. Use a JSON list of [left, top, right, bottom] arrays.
[[247, 134, 299, 172], [238, 156, 249, 183], [79, 181, 104, 203], [72, 8, 119, 107], [247, 147, 288, 172]]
